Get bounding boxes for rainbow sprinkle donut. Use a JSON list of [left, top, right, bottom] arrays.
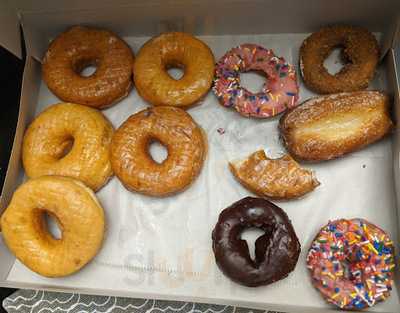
[[213, 44, 299, 118], [307, 218, 395, 310]]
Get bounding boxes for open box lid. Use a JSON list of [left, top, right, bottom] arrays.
[[0, 1, 21, 58]]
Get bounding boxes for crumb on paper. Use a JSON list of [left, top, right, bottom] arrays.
[[362, 164, 366, 168], [217, 127, 225, 135]]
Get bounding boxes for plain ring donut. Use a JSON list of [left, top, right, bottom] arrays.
[[133, 32, 215, 108], [42, 26, 134, 109], [1, 176, 105, 277], [111, 106, 207, 196], [300, 25, 379, 94], [22, 103, 114, 191]]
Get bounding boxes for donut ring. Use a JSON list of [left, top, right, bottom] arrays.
[[42, 26, 134, 109], [1, 176, 105, 277], [22, 103, 114, 191], [111, 106, 207, 196], [300, 26, 379, 94], [212, 197, 301, 287], [213, 44, 299, 118], [307, 219, 395, 310], [133, 32, 215, 108]]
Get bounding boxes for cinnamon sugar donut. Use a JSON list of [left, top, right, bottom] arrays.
[[42, 26, 134, 109], [111, 106, 207, 196], [300, 26, 379, 94], [133, 32, 215, 108]]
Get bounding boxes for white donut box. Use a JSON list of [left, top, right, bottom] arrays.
[[0, 1, 400, 312]]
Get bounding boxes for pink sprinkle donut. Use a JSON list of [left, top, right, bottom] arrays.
[[307, 218, 395, 310], [213, 44, 299, 118]]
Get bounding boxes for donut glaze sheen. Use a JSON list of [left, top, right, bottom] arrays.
[[300, 26, 379, 94], [43, 26, 134, 109], [111, 106, 207, 196], [212, 197, 301, 287], [307, 219, 395, 310], [213, 44, 299, 118]]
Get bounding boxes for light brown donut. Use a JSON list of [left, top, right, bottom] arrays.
[[42, 26, 134, 109], [111, 106, 207, 196], [133, 32, 215, 108], [300, 26, 379, 94]]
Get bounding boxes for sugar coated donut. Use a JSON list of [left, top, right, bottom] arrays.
[[1, 176, 105, 277], [213, 44, 299, 118], [307, 218, 395, 310], [43, 26, 134, 109], [212, 197, 301, 287], [134, 32, 215, 108], [22, 103, 114, 191], [300, 26, 379, 94], [111, 106, 207, 196]]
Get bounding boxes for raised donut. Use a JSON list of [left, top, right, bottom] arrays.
[[212, 197, 301, 287], [213, 44, 299, 118], [22, 103, 114, 191], [300, 26, 379, 94], [1, 176, 105, 277], [42, 26, 134, 109], [307, 218, 395, 310], [133, 32, 215, 108], [111, 106, 207, 196]]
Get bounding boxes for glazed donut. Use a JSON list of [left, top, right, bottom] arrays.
[[133, 32, 215, 108], [42, 26, 134, 109], [1, 176, 105, 277], [213, 44, 299, 118], [111, 106, 207, 196], [212, 197, 301, 287], [307, 219, 395, 310], [22, 103, 114, 191], [300, 26, 379, 94]]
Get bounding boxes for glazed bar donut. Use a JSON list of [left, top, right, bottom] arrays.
[[133, 32, 215, 108], [43, 26, 134, 109], [307, 219, 395, 310], [1, 176, 105, 277], [213, 44, 299, 118], [111, 106, 207, 196], [300, 26, 379, 94], [22, 103, 114, 191], [212, 197, 301, 287]]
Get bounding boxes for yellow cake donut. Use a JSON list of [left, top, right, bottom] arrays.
[[133, 32, 215, 108], [42, 26, 134, 109], [1, 176, 105, 277], [111, 106, 207, 196], [22, 103, 114, 191]]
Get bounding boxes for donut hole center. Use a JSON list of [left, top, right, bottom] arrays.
[[73, 58, 99, 77], [56, 136, 74, 160], [166, 62, 185, 80], [148, 139, 168, 164], [240, 227, 266, 261], [239, 71, 267, 94], [323, 46, 350, 75], [36, 210, 62, 240]]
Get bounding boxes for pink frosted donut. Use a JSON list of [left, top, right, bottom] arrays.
[[213, 44, 299, 118], [307, 218, 395, 310]]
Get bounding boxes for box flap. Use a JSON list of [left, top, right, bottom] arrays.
[[0, 1, 21, 58]]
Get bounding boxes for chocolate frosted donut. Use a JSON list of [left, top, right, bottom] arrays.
[[212, 197, 301, 287]]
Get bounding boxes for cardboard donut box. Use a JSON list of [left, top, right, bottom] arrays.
[[1, 1, 400, 312]]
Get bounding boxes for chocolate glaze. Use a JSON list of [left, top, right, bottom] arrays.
[[212, 197, 301, 287]]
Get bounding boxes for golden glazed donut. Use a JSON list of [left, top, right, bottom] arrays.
[[22, 103, 113, 191], [300, 26, 379, 94], [133, 32, 215, 108], [1, 176, 105, 277], [42, 26, 134, 109], [111, 106, 207, 196]]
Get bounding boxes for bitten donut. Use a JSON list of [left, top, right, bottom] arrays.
[[307, 219, 395, 310], [22, 103, 114, 191], [111, 106, 207, 196], [212, 197, 301, 287], [134, 32, 215, 108], [42, 26, 134, 109], [1, 176, 105, 277], [213, 44, 299, 118], [300, 26, 379, 94]]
